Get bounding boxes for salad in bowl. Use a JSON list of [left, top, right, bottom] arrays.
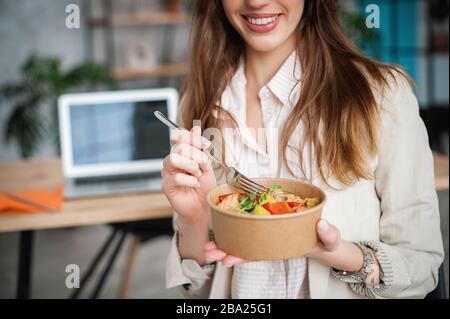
[[217, 184, 321, 215]]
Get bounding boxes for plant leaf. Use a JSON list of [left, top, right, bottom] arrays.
[[0, 82, 31, 101], [4, 98, 44, 158], [63, 63, 116, 90], [22, 55, 61, 81]]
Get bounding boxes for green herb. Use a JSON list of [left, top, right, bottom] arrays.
[[238, 192, 257, 213], [235, 203, 251, 214], [258, 192, 268, 205], [269, 184, 282, 192], [234, 184, 284, 213]]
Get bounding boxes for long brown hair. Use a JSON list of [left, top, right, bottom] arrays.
[[180, 0, 409, 187]]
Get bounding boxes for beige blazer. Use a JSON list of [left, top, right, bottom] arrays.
[[165, 64, 444, 299]]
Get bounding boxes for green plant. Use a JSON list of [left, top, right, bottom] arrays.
[[339, 4, 381, 57], [0, 56, 115, 158]]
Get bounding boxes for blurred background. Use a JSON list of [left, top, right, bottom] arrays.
[[0, 0, 448, 298]]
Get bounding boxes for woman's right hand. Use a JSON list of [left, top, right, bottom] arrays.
[[161, 125, 217, 224]]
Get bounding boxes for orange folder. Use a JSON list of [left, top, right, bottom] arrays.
[[0, 187, 63, 213]]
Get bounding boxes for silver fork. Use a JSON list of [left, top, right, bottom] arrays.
[[154, 111, 269, 196]]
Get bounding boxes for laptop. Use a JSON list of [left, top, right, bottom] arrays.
[[58, 88, 178, 199]]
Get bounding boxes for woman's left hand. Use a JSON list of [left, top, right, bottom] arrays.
[[204, 219, 364, 272], [203, 241, 245, 267], [306, 219, 364, 272]]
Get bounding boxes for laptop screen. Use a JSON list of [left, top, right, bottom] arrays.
[[69, 100, 170, 166]]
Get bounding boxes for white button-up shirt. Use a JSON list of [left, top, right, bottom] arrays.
[[216, 51, 310, 298]]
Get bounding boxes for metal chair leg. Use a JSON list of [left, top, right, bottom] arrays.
[[70, 229, 117, 299], [90, 231, 127, 299], [16, 231, 34, 299]]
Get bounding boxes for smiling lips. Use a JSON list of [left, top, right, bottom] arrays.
[[242, 13, 282, 33]]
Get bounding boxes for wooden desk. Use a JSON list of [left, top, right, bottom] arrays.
[[0, 158, 173, 233], [434, 152, 450, 191]]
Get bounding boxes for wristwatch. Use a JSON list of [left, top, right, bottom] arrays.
[[331, 243, 375, 284]]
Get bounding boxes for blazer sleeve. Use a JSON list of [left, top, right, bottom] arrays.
[[165, 146, 228, 299], [165, 213, 216, 299], [350, 73, 445, 298]]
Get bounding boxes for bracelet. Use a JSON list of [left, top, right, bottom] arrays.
[[331, 243, 375, 284]]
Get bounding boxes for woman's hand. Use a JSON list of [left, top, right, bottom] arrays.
[[202, 219, 365, 272], [307, 219, 364, 272], [161, 125, 217, 224], [162, 125, 217, 264], [203, 241, 246, 267]]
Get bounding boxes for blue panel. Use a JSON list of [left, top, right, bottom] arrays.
[[359, 0, 418, 80], [397, 1, 418, 48]]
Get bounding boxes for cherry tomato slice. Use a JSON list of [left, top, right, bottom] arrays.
[[218, 193, 233, 202], [287, 202, 302, 208], [262, 202, 292, 215]]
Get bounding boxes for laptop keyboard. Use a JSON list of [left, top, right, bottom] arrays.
[[74, 172, 161, 185]]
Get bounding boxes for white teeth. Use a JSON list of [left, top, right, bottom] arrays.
[[246, 15, 278, 25]]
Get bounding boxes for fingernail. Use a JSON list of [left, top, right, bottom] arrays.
[[318, 219, 329, 232], [201, 138, 211, 149], [196, 170, 202, 178], [171, 131, 180, 140], [195, 182, 201, 188], [171, 156, 179, 165]]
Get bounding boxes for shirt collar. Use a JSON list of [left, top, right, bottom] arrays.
[[218, 50, 301, 117], [265, 50, 301, 105]]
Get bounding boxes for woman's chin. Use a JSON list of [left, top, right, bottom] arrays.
[[245, 38, 288, 54]]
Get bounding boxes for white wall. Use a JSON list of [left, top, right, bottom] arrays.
[[0, 0, 86, 160]]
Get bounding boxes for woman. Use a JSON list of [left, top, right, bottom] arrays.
[[162, 0, 444, 298]]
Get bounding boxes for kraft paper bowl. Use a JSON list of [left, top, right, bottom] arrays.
[[207, 178, 327, 261]]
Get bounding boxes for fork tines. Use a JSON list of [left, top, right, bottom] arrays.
[[235, 175, 269, 196]]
